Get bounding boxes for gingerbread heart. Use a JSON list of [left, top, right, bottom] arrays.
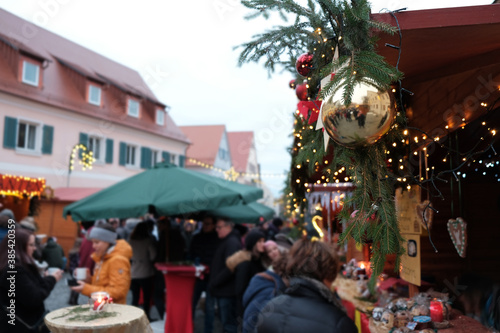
[[416, 200, 433, 231], [447, 217, 467, 258]]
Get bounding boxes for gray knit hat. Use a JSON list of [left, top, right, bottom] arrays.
[[88, 226, 117, 244]]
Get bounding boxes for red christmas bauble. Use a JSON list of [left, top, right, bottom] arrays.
[[296, 53, 314, 76], [295, 83, 308, 101], [289, 79, 296, 89]]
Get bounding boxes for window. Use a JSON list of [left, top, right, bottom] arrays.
[[88, 84, 102, 106], [156, 110, 165, 125], [88, 136, 103, 162], [170, 153, 177, 165], [126, 144, 137, 166], [127, 99, 140, 118], [219, 148, 228, 160], [17, 121, 38, 151], [22, 61, 40, 86], [151, 150, 160, 166]]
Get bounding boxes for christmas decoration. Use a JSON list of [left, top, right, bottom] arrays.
[[321, 82, 395, 147], [447, 217, 467, 258], [295, 52, 314, 76], [0, 174, 45, 198], [289, 79, 296, 89], [416, 200, 434, 230], [295, 83, 308, 101], [238, 0, 404, 290]]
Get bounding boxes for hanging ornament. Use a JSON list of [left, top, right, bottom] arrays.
[[415, 200, 434, 230], [289, 79, 296, 89], [295, 53, 314, 76], [447, 217, 467, 258], [320, 82, 395, 148], [295, 83, 308, 101]]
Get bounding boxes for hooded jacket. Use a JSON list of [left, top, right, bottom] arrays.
[[81, 239, 133, 304], [42, 238, 65, 269], [256, 276, 357, 333]]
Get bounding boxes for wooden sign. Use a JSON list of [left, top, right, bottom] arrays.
[[447, 217, 467, 258], [400, 233, 421, 286], [395, 186, 422, 235]]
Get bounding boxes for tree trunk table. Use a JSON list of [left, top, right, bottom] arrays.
[[44, 304, 152, 333]]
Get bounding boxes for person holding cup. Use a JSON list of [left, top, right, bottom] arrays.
[[70, 223, 132, 304], [0, 227, 63, 333]]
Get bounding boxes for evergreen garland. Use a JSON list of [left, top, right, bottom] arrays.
[[239, 0, 407, 289]]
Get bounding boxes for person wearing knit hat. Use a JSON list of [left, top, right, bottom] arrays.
[[226, 228, 266, 321], [70, 222, 133, 304]]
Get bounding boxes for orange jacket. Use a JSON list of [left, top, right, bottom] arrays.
[[81, 240, 133, 304]]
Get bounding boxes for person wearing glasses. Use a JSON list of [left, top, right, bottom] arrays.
[[0, 227, 63, 333], [209, 218, 242, 333]]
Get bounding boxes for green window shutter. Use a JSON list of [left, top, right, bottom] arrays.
[[41, 125, 54, 155], [162, 151, 170, 164], [179, 155, 185, 168], [119, 142, 127, 166], [105, 139, 114, 164], [3, 116, 17, 149], [79, 132, 88, 158], [141, 147, 152, 169]]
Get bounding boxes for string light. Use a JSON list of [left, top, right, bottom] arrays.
[[0, 174, 45, 198]]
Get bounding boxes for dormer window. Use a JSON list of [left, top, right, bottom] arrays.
[[127, 98, 140, 118], [88, 84, 102, 106], [22, 60, 40, 86], [156, 109, 165, 126]]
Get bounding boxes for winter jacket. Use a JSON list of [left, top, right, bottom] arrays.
[[42, 238, 65, 269], [256, 276, 357, 333], [0, 265, 56, 333], [226, 250, 266, 317], [243, 270, 286, 333], [189, 229, 220, 268], [81, 239, 133, 304], [79, 227, 95, 272], [209, 230, 242, 297], [129, 236, 157, 279]]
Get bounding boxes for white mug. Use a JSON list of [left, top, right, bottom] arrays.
[[73, 267, 87, 280], [47, 267, 60, 275]]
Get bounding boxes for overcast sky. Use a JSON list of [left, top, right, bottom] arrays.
[[0, 0, 492, 197]]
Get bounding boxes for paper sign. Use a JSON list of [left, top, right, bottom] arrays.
[[400, 233, 421, 286], [395, 186, 422, 235]]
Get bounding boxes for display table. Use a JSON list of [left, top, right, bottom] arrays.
[[44, 304, 152, 333], [155, 263, 205, 333], [368, 309, 493, 333]]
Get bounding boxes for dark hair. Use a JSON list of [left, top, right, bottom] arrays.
[[217, 217, 233, 227], [81, 221, 95, 230], [272, 217, 283, 228], [285, 239, 338, 282], [0, 227, 36, 272], [130, 221, 151, 240]]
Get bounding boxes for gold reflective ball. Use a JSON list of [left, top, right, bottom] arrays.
[[321, 82, 395, 148]]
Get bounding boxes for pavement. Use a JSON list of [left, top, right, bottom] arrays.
[[44, 272, 223, 333]]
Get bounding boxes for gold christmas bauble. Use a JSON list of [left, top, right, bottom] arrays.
[[321, 82, 395, 148]]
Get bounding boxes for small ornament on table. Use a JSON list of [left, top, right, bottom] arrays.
[[90, 292, 110, 312], [289, 79, 296, 89]]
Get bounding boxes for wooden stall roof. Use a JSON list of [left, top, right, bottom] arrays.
[[372, 4, 500, 134]]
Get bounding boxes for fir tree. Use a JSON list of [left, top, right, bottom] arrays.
[[238, 0, 405, 289]]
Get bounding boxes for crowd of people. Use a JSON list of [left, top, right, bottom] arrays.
[[0, 208, 359, 333]]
